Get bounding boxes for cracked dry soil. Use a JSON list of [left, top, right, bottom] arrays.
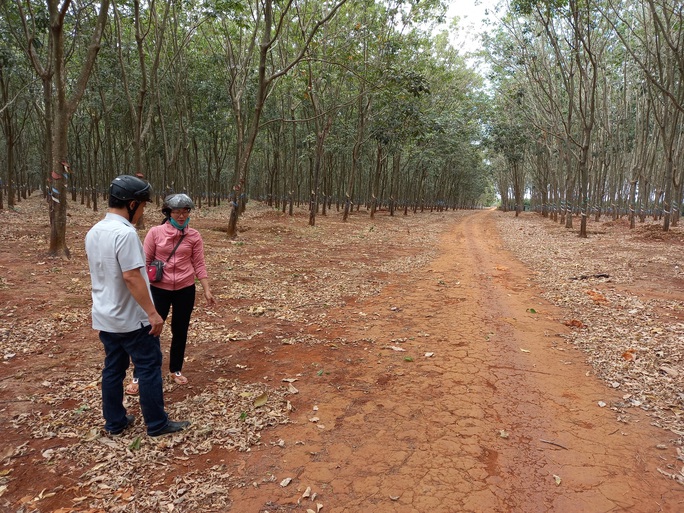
[[2, 201, 684, 512], [225, 210, 684, 513]]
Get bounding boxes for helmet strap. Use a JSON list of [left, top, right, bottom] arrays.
[[126, 201, 140, 223]]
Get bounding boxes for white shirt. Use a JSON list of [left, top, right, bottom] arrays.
[[85, 213, 151, 332]]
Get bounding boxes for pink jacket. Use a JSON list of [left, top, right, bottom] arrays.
[[143, 222, 209, 291]]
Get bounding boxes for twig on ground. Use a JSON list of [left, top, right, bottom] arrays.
[[540, 439, 568, 450]]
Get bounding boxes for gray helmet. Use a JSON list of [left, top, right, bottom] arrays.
[[109, 175, 152, 202], [162, 193, 194, 215]]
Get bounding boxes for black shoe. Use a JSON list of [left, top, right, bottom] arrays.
[[149, 420, 190, 437], [106, 414, 135, 436]]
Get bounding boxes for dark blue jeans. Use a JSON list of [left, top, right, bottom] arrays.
[[99, 325, 168, 435]]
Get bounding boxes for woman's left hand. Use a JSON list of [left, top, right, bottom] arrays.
[[199, 277, 216, 307], [205, 290, 216, 307]]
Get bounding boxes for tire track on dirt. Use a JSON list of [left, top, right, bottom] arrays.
[[228, 210, 684, 513]]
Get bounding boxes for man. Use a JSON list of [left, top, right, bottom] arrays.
[[85, 175, 190, 437]]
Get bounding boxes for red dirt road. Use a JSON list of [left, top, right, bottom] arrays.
[[226, 209, 684, 512]]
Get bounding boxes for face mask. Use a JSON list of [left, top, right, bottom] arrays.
[[170, 217, 189, 230]]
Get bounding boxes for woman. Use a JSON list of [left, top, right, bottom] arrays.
[[125, 193, 215, 394]]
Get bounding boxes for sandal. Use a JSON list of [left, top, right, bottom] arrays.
[[171, 371, 188, 385], [125, 378, 139, 396]]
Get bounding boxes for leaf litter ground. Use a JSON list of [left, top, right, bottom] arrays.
[[1, 197, 684, 512]]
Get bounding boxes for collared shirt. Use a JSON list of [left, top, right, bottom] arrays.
[[143, 221, 208, 291], [85, 213, 151, 332]]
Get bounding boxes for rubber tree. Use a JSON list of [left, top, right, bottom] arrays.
[[0, 37, 32, 210], [111, 0, 171, 185], [15, 0, 110, 257], [601, 0, 684, 231], [219, 0, 348, 238]]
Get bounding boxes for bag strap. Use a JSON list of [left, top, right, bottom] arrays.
[[166, 234, 186, 262]]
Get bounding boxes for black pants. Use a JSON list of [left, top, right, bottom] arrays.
[[151, 284, 196, 374]]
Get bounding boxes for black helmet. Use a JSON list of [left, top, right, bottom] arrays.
[[109, 175, 152, 202], [162, 193, 194, 216]]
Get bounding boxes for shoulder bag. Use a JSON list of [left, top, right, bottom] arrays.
[[147, 234, 186, 282]]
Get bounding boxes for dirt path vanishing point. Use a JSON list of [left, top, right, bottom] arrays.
[[225, 209, 684, 513]]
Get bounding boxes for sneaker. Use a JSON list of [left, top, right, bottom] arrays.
[[149, 420, 191, 437], [106, 414, 135, 436]]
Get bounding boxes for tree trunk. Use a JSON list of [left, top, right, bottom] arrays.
[[19, 0, 110, 257], [628, 179, 637, 229], [370, 142, 384, 219]]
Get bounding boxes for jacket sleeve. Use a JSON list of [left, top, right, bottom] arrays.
[[143, 228, 157, 266], [191, 232, 209, 280]]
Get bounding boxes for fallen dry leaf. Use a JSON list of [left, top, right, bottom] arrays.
[[253, 392, 268, 408], [585, 290, 608, 304], [622, 350, 636, 361], [563, 319, 585, 328]]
